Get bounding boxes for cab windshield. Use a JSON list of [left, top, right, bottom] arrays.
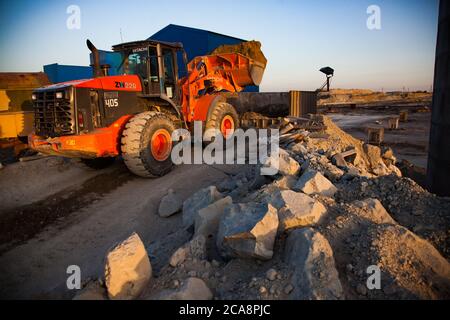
[[126, 49, 147, 78]]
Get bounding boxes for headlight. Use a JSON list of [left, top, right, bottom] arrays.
[[56, 92, 63, 99], [31, 93, 37, 100]]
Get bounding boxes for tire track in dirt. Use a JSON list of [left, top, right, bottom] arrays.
[[0, 164, 136, 253]]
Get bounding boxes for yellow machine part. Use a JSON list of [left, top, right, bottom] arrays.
[[0, 111, 34, 139]]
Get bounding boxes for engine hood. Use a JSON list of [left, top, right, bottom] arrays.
[[34, 75, 142, 92]]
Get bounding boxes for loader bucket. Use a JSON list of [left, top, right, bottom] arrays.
[[210, 40, 267, 87], [249, 61, 265, 86], [210, 40, 267, 67]]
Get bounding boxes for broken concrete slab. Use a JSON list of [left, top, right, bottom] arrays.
[[271, 175, 297, 190], [151, 277, 213, 300], [331, 149, 357, 169], [195, 196, 233, 238], [217, 202, 278, 260], [182, 186, 223, 227], [158, 189, 182, 218], [104, 232, 152, 300], [268, 189, 327, 231], [293, 169, 337, 197], [352, 198, 396, 224], [263, 148, 300, 177], [284, 228, 344, 300]]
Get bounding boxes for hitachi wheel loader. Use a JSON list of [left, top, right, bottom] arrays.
[[29, 39, 266, 177]]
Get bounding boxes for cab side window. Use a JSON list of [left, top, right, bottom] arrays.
[[149, 46, 159, 82], [162, 49, 175, 84]]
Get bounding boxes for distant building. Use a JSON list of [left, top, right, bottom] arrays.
[[43, 24, 258, 91], [43, 63, 92, 83]]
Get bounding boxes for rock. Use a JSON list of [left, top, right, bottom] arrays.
[[323, 163, 345, 182], [388, 164, 402, 177], [188, 235, 207, 260], [228, 185, 249, 200], [73, 280, 107, 300], [291, 143, 307, 154], [293, 169, 337, 197], [0, 162, 3, 170], [182, 186, 223, 227], [153, 278, 213, 300], [169, 247, 189, 267], [248, 174, 271, 191], [284, 228, 344, 300], [272, 175, 297, 190], [217, 178, 237, 192], [194, 196, 233, 238], [268, 190, 327, 231], [259, 286, 267, 295], [381, 146, 396, 165], [352, 198, 396, 224], [266, 268, 278, 281], [363, 144, 391, 176], [283, 284, 294, 295], [331, 153, 347, 168], [158, 189, 182, 217], [105, 233, 152, 300], [263, 148, 300, 176], [217, 202, 279, 260], [356, 283, 367, 296], [169, 234, 207, 268]]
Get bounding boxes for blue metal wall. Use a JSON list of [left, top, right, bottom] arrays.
[[43, 63, 92, 83]]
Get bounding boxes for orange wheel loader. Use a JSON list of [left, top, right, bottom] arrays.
[[29, 39, 266, 177]]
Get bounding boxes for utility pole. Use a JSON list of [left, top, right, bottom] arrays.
[[427, 0, 450, 196]]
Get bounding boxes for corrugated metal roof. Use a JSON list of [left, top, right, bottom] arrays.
[[149, 24, 246, 42], [0, 72, 51, 89]]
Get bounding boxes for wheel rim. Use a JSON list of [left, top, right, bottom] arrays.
[[220, 115, 235, 138], [150, 129, 172, 161]]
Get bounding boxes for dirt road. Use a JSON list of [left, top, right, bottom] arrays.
[[0, 158, 247, 299]]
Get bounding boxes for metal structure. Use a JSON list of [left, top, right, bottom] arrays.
[[318, 66, 334, 92], [289, 90, 317, 117], [427, 0, 450, 196]]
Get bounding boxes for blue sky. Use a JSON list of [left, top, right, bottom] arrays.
[[0, 0, 439, 91]]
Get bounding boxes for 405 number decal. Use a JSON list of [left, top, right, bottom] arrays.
[[104, 91, 119, 108]]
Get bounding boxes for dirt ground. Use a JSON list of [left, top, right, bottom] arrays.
[[324, 107, 430, 169], [0, 157, 249, 299], [0, 107, 446, 301]]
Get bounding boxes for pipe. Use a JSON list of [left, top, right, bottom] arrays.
[[426, 0, 450, 196], [86, 39, 102, 78]]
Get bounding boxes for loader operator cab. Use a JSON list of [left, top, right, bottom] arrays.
[[112, 40, 187, 102]]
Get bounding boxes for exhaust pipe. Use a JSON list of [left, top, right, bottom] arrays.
[[86, 39, 102, 78]]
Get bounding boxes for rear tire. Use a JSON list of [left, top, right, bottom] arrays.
[[81, 157, 115, 169], [121, 111, 176, 178], [205, 102, 239, 139]]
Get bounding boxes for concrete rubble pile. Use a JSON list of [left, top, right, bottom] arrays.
[[74, 115, 450, 300]]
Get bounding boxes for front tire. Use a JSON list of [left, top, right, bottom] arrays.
[[121, 111, 176, 178], [205, 102, 239, 139]]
